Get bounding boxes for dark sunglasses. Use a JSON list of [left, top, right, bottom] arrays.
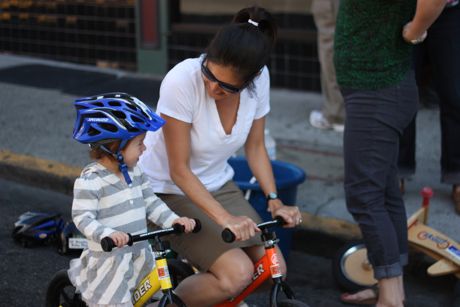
[[201, 60, 252, 94]]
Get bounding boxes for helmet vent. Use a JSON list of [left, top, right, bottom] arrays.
[[100, 123, 118, 132], [88, 127, 101, 136], [126, 103, 137, 111], [108, 100, 122, 107], [113, 111, 126, 119], [132, 115, 143, 123]]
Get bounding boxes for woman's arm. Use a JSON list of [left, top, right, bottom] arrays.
[[403, 0, 446, 43], [161, 114, 258, 240], [244, 117, 277, 203], [244, 117, 301, 227]]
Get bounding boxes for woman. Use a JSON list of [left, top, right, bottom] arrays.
[[139, 6, 301, 306], [334, 0, 446, 306]]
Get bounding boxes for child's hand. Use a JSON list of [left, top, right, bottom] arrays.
[[109, 231, 130, 247], [172, 217, 196, 233]]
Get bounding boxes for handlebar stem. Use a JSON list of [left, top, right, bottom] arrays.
[[264, 238, 279, 248]]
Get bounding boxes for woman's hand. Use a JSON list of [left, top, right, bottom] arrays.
[[222, 215, 260, 241], [172, 217, 197, 233], [109, 231, 130, 248], [268, 199, 302, 228]]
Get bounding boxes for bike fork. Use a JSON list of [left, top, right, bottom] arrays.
[[155, 241, 186, 307], [269, 277, 296, 307]]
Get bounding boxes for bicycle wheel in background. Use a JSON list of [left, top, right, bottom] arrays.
[[332, 241, 377, 292], [45, 269, 86, 307]]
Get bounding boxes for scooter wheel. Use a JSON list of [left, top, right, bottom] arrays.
[[332, 241, 377, 292]]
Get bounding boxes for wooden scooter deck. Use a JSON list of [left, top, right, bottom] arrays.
[[408, 222, 460, 276]]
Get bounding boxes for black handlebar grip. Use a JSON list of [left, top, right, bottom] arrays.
[[173, 223, 185, 234], [127, 233, 133, 246], [221, 228, 236, 243], [275, 216, 286, 226], [101, 237, 115, 252], [101, 234, 133, 251], [192, 218, 202, 233]]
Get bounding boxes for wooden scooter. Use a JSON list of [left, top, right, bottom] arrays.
[[333, 187, 460, 291]]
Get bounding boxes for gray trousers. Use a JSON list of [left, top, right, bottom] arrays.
[[311, 0, 344, 124], [342, 71, 418, 279]]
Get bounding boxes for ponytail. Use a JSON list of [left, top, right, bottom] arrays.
[[205, 6, 277, 83]]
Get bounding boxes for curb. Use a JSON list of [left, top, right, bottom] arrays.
[[0, 150, 81, 195], [0, 149, 361, 249]]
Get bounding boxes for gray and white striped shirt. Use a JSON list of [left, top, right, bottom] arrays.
[[68, 162, 179, 305]]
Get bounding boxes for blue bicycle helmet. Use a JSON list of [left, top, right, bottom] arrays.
[[73, 92, 165, 144], [73, 92, 165, 185]]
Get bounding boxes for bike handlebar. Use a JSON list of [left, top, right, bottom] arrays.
[[101, 218, 201, 252], [221, 216, 285, 243]]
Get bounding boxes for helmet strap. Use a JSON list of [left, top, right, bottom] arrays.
[[116, 139, 132, 186], [98, 140, 133, 186], [116, 153, 132, 186]]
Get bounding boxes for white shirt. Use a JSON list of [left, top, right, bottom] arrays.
[[139, 55, 270, 194]]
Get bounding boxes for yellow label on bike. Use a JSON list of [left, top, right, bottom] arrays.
[[132, 269, 161, 307], [156, 258, 172, 290]]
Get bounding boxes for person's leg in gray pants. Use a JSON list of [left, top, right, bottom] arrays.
[[342, 71, 418, 279]]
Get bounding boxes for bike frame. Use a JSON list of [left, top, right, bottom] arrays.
[[215, 220, 296, 307], [132, 251, 173, 307], [101, 226, 190, 307]]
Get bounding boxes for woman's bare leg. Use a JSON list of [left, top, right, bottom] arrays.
[[173, 248, 254, 307]]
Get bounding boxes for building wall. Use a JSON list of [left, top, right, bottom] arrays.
[[180, 0, 312, 14], [0, 0, 137, 70], [0, 0, 320, 91]]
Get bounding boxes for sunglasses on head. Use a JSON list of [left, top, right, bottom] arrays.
[[201, 60, 253, 94]]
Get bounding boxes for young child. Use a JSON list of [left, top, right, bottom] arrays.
[[68, 92, 196, 307]]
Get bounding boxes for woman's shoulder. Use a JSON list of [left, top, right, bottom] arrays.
[[249, 66, 270, 95], [163, 56, 202, 85], [255, 66, 269, 84], [159, 56, 205, 111]]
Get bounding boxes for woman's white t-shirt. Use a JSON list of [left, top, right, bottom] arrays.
[[138, 56, 270, 194]]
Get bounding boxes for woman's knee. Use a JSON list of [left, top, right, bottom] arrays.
[[210, 252, 254, 297]]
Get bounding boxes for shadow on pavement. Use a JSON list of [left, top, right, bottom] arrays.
[[0, 64, 161, 105]]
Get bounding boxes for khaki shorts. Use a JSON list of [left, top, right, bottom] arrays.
[[157, 181, 263, 272]]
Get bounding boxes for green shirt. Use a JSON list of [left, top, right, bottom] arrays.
[[334, 0, 416, 90]]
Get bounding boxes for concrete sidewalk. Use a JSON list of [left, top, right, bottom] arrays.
[[0, 53, 458, 246]]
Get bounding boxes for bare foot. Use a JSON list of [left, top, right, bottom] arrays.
[[340, 288, 378, 305]]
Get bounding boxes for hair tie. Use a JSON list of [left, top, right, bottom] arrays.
[[248, 19, 259, 27]]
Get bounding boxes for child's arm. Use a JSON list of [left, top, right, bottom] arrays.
[[140, 173, 180, 228], [72, 176, 117, 243]]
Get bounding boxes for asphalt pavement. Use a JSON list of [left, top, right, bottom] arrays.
[[0, 53, 459, 304], [1, 178, 457, 307]]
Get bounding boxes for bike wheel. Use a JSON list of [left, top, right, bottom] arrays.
[[167, 258, 195, 288], [332, 241, 377, 292], [277, 298, 310, 307], [45, 269, 86, 307]]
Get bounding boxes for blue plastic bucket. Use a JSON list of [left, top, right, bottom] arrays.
[[228, 156, 306, 259]]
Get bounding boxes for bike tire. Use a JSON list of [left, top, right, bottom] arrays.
[[277, 298, 311, 307], [167, 258, 195, 288], [332, 241, 377, 292], [45, 269, 86, 307]]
